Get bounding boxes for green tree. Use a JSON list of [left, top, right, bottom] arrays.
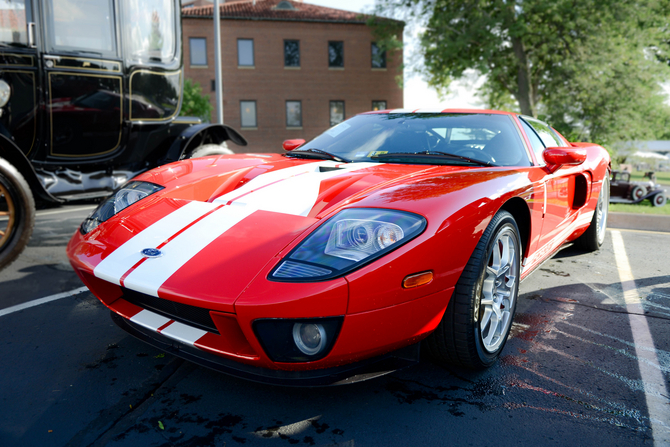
[[369, 0, 670, 145], [180, 79, 213, 122]]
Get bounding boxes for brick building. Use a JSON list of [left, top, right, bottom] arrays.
[[181, 0, 403, 152]]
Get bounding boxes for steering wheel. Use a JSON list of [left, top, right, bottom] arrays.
[[453, 147, 496, 164]]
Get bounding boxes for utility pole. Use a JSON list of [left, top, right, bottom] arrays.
[[213, 0, 224, 124]]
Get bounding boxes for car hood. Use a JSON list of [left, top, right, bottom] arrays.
[[84, 154, 501, 311]]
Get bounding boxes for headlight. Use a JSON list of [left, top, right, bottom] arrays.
[[270, 208, 426, 281], [0, 80, 11, 107], [80, 181, 164, 234], [254, 317, 343, 362]]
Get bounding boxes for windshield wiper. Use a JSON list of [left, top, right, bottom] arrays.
[[371, 151, 494, 167], [285, 148, 351, 163]]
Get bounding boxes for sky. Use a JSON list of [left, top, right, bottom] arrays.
[[304, 0, 484, 109]]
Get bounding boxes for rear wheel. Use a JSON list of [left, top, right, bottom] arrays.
[[424, 210, 520, 369], [652, 192, 666, 207], [577, 175, 609, 251], [0, 158, 35, 270]]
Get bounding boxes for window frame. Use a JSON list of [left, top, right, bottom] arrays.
[[371, 42, 386, 69], [285, 100, 302, 128], [328, 40, 344, 68], [284, 39, 300, 67], [329, 100, 345, 127], [189, 37, 207, 66], [237, 38, 254, 67], [240, 100, 257, 128]]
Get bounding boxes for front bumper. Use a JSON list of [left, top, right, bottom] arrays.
[[112, 311, 420, 386]]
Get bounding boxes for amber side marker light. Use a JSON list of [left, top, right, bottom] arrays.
[[402, 271, 434, 289]]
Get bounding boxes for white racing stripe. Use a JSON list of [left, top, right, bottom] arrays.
[[94, 201, 218, 285], [99, 161, 381, 297], [130, 309, 172, 331], [160, 321, 208, 346], [122, 204, 256, 296]]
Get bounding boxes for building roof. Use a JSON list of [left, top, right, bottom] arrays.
[[181, 0, 378, 24]]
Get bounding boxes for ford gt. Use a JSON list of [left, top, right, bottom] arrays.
[[67, 109, 611, 385]]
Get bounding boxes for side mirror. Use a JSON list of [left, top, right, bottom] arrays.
[[282, 139, 305, 151], [543, 147, 587, 172]]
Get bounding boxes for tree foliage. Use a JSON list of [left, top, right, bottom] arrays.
[[369, 0, 670, 145], [180, 79, 213, 122]]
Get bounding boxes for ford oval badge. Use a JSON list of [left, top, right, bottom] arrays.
[[141, 248, 162, 258]]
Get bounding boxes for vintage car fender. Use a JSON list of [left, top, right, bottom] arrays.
[[162, 123, 248, 163]]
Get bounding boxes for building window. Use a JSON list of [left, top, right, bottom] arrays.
[[371, 43, 386, 68], [329, 101, 344, 126], [189, 37, 207, 66], [372, 100, 387, 111], [240, 101, 257, 128], [286, 101, 302, 127], [238, 39, 254, 67], [211, 79, 216, 92], [328, 41, 343, 68], [284, 40, 300, 67]]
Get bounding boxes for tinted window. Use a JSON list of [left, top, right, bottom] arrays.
[[284, 40, 299, 67], [371, 42, 386, 68], [189, 37, 207, 66], [46, 0, 115, 55], [123, 0, 177, 63], [519, 118, 546, 164], [330, 101, 344, 127], [286, 101, 302, 127], [240, 101, 256, 128], [298, 113, 530, 166], [238, 39, 254, 66], [328, 41, 343, 67]]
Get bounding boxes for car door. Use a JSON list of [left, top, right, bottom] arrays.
[[521, 117, 585, 255]]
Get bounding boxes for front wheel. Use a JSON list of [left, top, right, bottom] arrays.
[[186, 143, 233, 159], [424, 210, 520, 369], [0, 158, 35, 270], [652, 192, 666, 207]]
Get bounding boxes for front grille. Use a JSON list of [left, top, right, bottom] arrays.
[[122, 288, 219, 334]]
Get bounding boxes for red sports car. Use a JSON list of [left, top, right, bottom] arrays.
[[67, 110, 610, 385]]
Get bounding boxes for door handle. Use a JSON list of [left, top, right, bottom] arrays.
[[28, 22, 36, 48]]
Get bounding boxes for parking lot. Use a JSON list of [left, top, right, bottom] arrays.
[[1, 205, 669, 446]]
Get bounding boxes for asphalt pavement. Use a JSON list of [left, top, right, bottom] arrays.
[[0, 205, 669, 446]]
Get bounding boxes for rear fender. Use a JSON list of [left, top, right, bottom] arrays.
[[0, 134, 61, 204], [162, 123, 248, 163]]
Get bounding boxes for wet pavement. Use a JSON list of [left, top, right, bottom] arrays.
[[0, 205, 668, 446]]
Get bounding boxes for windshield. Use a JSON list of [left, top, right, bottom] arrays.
[[123, 0, 176, 64], [44, 0, 116, 55], [297, 113, 530, 167], [0, 0, 27, 47]]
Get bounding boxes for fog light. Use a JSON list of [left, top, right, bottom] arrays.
[[293, 323, 326, 355]]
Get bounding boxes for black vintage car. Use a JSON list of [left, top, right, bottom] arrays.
[[0, 0, 246, 269], [609, 170, 666, 207]]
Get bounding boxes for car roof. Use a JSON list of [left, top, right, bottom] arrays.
[[361, 108, 517, 116]]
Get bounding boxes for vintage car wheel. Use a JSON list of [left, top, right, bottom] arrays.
[[425, 210, 520, 369], [577, 176, 609, 251], [652, 192, 666, 207], [0, 158, 35, 270], [187, 143, 233, 159], [630, 185, 646, 201]]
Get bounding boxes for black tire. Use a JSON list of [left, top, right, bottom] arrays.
[[652, 192, 666, 207], [630, 185, 645, 201], [577, 175, 609, 252], [187, 143, 233, 159], [424, 210, 521, 369], [0, 158, 35, 270]]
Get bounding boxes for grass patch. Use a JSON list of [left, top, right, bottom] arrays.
[[626, 171, 670, 186], [610, 201, 670, 215]]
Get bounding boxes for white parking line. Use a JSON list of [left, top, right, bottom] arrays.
[[0, 286, 89, 318], [611, 230, 670, 445]]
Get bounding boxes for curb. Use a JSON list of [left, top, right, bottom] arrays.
[[608, 212, 670, 233]]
